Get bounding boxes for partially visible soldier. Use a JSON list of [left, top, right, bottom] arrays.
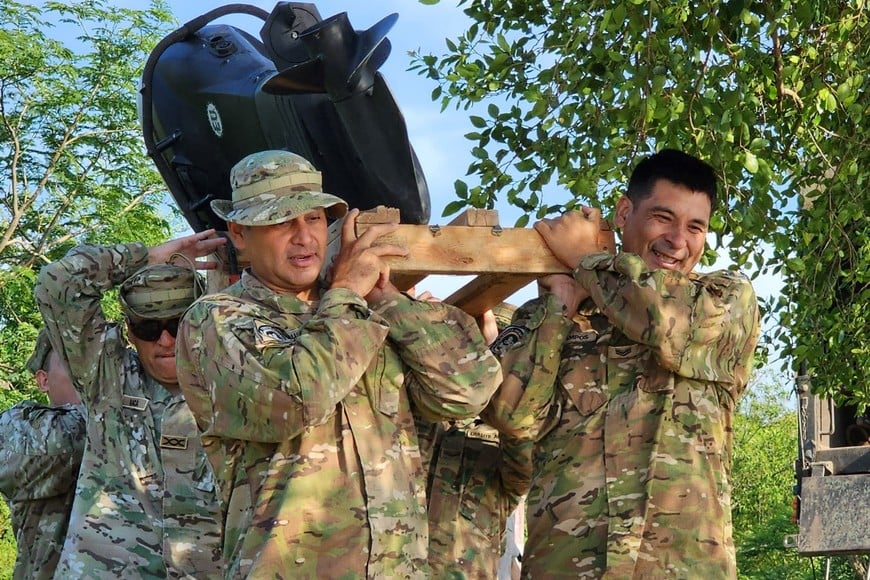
[[415, 300, 531, 579], [175, 150, 503, 578], [0, 330, 85, 580], [34, 231, 227, 577]]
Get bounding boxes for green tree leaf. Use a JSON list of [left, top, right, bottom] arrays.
[[410, 0, 870, 411]]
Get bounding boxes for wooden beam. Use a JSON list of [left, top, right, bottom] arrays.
[[215, 206, 616, 316], [349, 206, 615, 314], [365, 224, 572, 276]]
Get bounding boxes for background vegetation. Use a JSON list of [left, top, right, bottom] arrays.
[[1, 0, 175, 404], [1, 0, 867, 576], [413, 0, 870, 412], [0, 1, 174, 572]]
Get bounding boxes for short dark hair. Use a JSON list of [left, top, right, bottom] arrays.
[[626, 149, 717, 211]]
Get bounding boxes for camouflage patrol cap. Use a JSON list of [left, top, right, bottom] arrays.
[[119, 263, 205, 320], [211, 150, 349, 226], [25, 328, 52, 374], [492, 302, 518, 332]]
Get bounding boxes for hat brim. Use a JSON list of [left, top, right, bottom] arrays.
[[211, 190, 348, 226]]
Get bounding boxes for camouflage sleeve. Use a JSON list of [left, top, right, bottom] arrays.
[[371, 293, 502, 422], [34, 243, 149, 401], [499, 436, 533, 499], [575, 252, 760, 394], [0, 403, 85, 502], [481, 294, 575, 442], [177, 288, 392, 442]]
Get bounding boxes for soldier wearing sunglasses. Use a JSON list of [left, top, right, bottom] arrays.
[[34, 231, 227, 578]]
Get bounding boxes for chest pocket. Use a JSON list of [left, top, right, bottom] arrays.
[[558, 328, 606, 416], [363, 346, 401, 417], [119, 394, 161, 481], [161, 401, 217, 493]]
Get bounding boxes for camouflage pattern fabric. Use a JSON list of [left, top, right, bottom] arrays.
[[417, 301, 531, 579], [34, 243, 223, 578], [485, 252, 760, 579], [175, 272, 502, 579], [211, 149, 348, 226], [417, 416, 531, 579], [0, 402, 84, 580]]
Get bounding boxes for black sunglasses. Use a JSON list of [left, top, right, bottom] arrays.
[[127, 317, 181, 342]]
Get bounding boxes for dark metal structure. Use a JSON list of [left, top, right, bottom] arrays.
[[788, 370, 870, 556], [140, 2, 430, 233]]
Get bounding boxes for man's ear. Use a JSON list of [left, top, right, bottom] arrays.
[[226, 222, 246, 251], [614, 196, 632, 228], [35, 369, 49, 394]]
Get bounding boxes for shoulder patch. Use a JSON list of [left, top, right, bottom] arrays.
[[490, 324, 529, 357], [254, 322, 301, 349]]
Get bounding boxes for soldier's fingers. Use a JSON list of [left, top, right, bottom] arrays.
[[533, 220, 555, 242], [376, 266, 391, 289], [340, 209, 360, 244], [356, 222, 400, 247], [581, 207, 601, 222], [192, 260, 221, 271], [533, 219, 551, 233], [367, 243, 408, 258]]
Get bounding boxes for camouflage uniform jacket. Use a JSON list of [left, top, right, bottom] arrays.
[[0, 402, 85, 580], [34, 243, 223, 579], [485, 252, 760, 579], [416, 416, 531, 579], [175, 271, 502, 579]]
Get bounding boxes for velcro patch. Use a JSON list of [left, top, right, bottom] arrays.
[[490, 325, 529, 357], [122, 395, 148, 411], [160, 435, 188, 450], [254, 322, 302, 349]]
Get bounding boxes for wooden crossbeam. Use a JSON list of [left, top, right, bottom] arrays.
[[211, 206, 616, 317], [349, 206, 615, 315]]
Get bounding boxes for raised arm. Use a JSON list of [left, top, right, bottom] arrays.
[[176, 287, 391, 442], [34, 243, 149, 399], [371, 293, 502, 422], [575, 252, 760, 394], [481, 293, 575, 442]]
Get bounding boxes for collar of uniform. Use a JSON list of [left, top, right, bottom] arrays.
[[239, 269, 322, 314]]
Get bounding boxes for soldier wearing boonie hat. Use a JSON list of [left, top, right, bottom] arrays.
[[25, 328, 54, 376], [211, 150, 348, 227], [35, 227, 226, 576], [176, 149, 502, 577]]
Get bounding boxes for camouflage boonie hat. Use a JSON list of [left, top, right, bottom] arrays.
[[119, 263, 205, 320], [211, 150, 349, 226], [25, 328, 53, 375]]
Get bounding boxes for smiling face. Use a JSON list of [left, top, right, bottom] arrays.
[[228, 209, 329, 300], [615, 178, 711, 275]]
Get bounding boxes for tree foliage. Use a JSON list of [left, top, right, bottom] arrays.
[[413, 0, 870, 410], [0, 0, 176, 398]]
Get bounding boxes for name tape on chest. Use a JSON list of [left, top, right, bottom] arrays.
[[122, 395, 149, 411]]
